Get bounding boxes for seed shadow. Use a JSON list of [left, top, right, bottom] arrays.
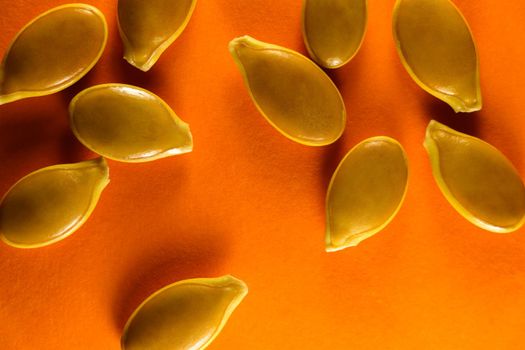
[[109, 25, 155, 87], [420, 94, 481, 137], [320, 139, 347, 200], [106, 21, 188, 95], [326, 48, 367, 98], [0, 107, 56, 157], [110, 53, 164, 93], [59, 51, 107, 109], [391, 39, 481, 137], [55, 79, 97, 164], [59, 127, 92, 164], [112, 228, 231, 333], [315, 49, 368, 200], [296, 24, 368, 106], [0, 100, 83, 193]]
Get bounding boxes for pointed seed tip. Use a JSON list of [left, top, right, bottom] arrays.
[[325, 242, 343, 252], [123, 55, 151, 72], [427, 119, 441, 130], [229, 35, 257, 48]]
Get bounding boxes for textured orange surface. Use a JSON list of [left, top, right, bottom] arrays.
[[1, 0, 525, 349]]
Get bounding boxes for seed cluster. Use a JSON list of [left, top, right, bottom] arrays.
[[0, 1, 524, 349]]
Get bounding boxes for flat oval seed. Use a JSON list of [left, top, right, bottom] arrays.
[[392, 0, 481, 112], [0, 4, 107, 105], [424, 120, 525, 232], [326, 137, 408, 251], [0, 158, 109, 248], [229, 35, 346, 146], [118, 0, 197, 71], [302, 0, 367, 69], [121, 275, 248, 350], [69, 84, 193, 163]]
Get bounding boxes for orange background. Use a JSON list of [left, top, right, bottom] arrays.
[[1, 0, 525, 349]]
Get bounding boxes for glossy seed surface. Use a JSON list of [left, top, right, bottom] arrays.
[[121, 275, 248, 350], [69, 84, 193, 163], [229, 35, 346, 146], [326, 137, 408, 251], [392, 0, 481, 112], [0, 4, 107, 105], [118, 0, 197, 71], [424, 120, 525, 232], [0, 158, 109, 248], [302, 0, 367, 69]]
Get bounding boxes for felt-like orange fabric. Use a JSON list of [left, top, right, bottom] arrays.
[[1, 0, 524, 349]]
